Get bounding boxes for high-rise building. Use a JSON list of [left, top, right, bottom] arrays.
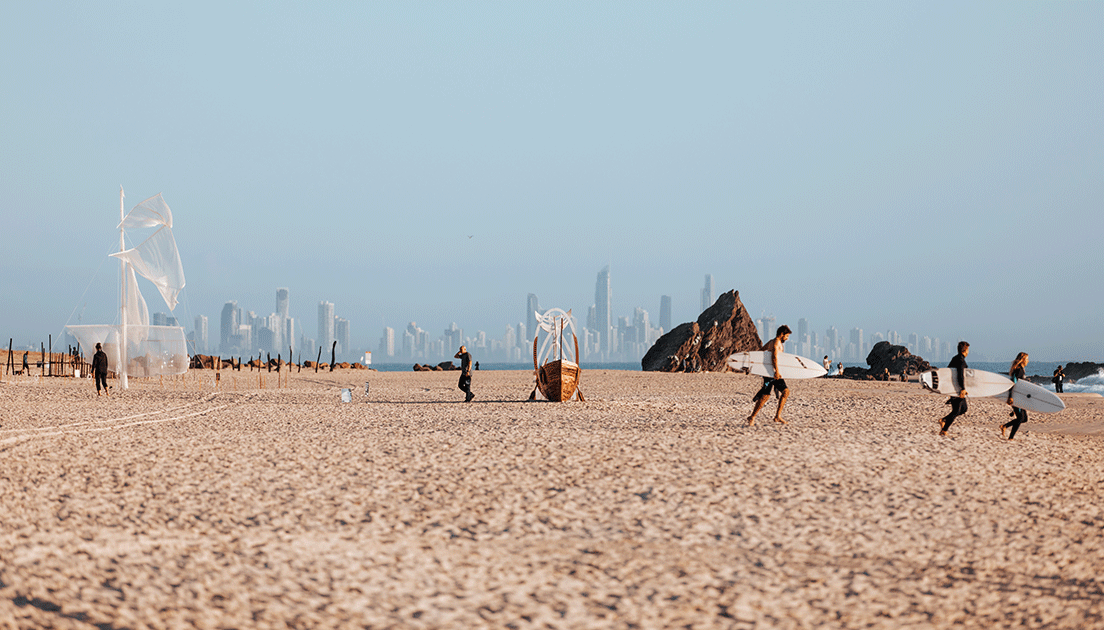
[[444, 322, 463, 352], [335, 316, 350, 359], [193, 315, 208, 354], [318, 301, 335, 353], [850, 328, 864, 361], [526, 294, 541, 341], [220, 301, 240, 352], [798, 318, 809, 354], [700, 274, 714, 312], [595, 266, 611, 356], [825, 326, 838, 356], [284, 317, 296, 353], [276, 288, 289, 319], [659, 295, 672, 332], [274, 287, 290, 350], [380, 327, 395, 357]]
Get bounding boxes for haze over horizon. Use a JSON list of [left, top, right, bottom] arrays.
[[3, 3, 1101, 363]]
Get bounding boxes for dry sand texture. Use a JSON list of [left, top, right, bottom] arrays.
[[2, 369, 1103, 629]]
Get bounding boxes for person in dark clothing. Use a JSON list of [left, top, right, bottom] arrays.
[[454, 345, 474, 402], [1052, 366, 1066, 393], [22, 352, 29, 375], [939, 341, 970, 436], [747, 325, 793, 426], [91, 342, 110, 396], [1002, 352, 1030, 440]]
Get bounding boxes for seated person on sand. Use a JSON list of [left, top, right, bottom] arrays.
[[747, 325, 792, 426]]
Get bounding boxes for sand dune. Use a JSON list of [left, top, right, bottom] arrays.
[[2, 370, 1102, 628]]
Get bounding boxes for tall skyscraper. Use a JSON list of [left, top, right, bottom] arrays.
[[335, 316, 350, 358], [850, 328, 864, 360], [274, 287, 290, 350], [798, 318, 809, 353], [380, 327, 395, 357], [659, 295, 672, 332], [595, 266, 611, 356], [276, 288, 289, 319], [700, 274, 714, 312], [220, 301, 240, 352], [193, 315, 208, 354], [526, 293, 541, 341], [318, 301, 335, 353]]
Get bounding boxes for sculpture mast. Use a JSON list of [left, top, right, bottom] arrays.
[[119, 186, 128, 389]]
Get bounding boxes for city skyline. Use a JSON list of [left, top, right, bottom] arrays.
[[175, 268, 996, 366], [3, 4, 1101, 362]]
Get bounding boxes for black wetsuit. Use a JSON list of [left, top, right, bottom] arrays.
[[1003, 366, 1028, 439], [941, 352, 968, 432], [457, 351, 474, 401], [92, 349, 109, 393]]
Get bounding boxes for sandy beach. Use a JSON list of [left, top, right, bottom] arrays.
[[2, 369, 1103, 629]]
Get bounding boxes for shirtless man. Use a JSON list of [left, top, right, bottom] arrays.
[[748, 325, 792, 426]]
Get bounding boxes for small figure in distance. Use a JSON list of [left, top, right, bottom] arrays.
[[748, 325, 793, 426], [938, 341, 970, 436], [822, 355, 831, 374], [837, 362, 844, 377], [1052, 365, 1066, 393], [454, 345, 475, 403], [1002, 352, 1030, 440], [92, 342, 110, 396]]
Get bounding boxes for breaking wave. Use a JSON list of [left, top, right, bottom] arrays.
[[1064, 369, 1104, 395]]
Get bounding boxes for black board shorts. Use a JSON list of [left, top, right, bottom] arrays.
[[753, 377, 788, 402]]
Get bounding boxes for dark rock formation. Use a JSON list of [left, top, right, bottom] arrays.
[[641, 290, 761, 372], [865, 341, 930, 377], [412, 362, 458, 372], [1062, 362, 1104, 382]]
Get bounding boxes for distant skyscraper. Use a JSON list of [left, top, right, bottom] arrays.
[[335, 316, 350, 358], [318, 301, 335, 353], [700, 274, 714, 312], [193, 315, 208, 354], [380, 327, 395, 357], [850, 328, 864, 360], [526, 293, 541, 341], [595, 266, 611, 355], [276, 288, 289, 319], [659, 295, 672, 332], [220, 301, 240, 352], [798, 318, 809, 351]]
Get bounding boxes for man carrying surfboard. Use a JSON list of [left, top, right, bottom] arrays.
[[938, 341, 970, 436], [1002, 352, 1029, 440], [747, 325, 793, 426]]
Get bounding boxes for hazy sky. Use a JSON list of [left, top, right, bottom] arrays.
[[3, 2, 1101, 362]]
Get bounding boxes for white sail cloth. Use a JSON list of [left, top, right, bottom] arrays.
[[66, 192, 188, 377], [110, 193, 185, 311]]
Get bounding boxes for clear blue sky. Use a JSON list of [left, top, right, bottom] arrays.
[[2, 2, 1101, 361]]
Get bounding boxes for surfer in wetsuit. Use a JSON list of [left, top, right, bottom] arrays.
[[92, 342, 109, 396], [938, 341, 970, 436], [454, 345, 474, 402], [747, 325, 792, 426], [1002, 352, 1030, 440]]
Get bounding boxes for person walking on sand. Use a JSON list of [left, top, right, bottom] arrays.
[[91, 342, 109, 396], [1002, 352, 1030, 440], [938, 341, 970, 436], [454, 345, 475, 402], [748, 325, 793, 426], [1053, 365, 1066, 393]]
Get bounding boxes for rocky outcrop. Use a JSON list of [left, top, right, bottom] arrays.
[[413, 362, 458, 372], [641, 290, 761, 372], [864, 341, 930, 378]]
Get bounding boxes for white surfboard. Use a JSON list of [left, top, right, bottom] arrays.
[[726, 351, 828, 380], [991, 379, 1066, 414], [920, 368, 1013, 398]]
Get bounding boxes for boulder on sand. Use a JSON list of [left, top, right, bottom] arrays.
[[641, 290, 761, 372]]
